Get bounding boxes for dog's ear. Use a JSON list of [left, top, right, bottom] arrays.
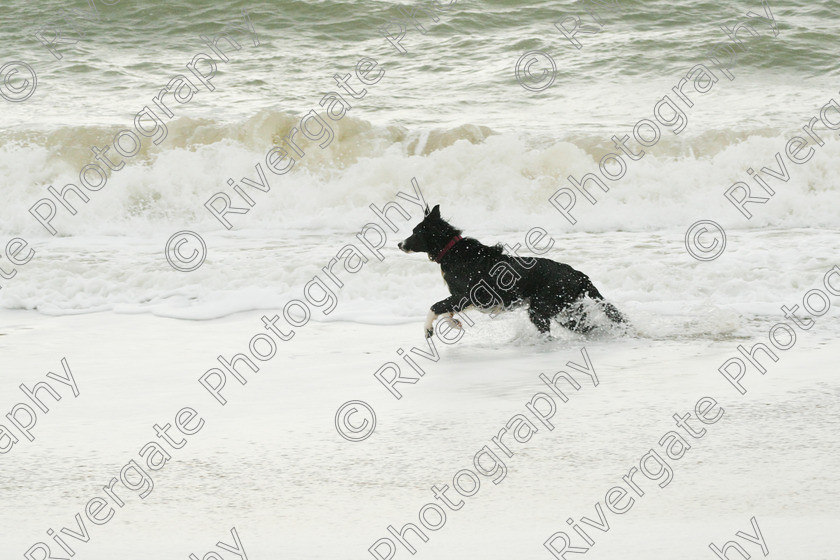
[[430, 204, 440, 218], [424, 205, 431, 216]]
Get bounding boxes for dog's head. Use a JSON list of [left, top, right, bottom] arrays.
[[397, 204, 460, 257]]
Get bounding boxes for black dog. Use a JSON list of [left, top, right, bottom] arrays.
[[397, 205, 625, 338]]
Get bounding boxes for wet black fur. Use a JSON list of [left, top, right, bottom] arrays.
[[398, 205, 625, 336]]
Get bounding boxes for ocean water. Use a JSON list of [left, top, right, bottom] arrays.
[[2, 0, 839, 343], [2, 1, 838, 331], [2, 2, 840, 559]]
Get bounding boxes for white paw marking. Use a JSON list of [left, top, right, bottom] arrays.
[[424, 309, 438, 333]]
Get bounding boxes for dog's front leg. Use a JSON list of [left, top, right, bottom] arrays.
[[425, 295, 470, 338], [423, 310, 462, 338], [423, 309, 438, 338]]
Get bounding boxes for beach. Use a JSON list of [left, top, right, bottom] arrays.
[[1, 308, 838, 559]]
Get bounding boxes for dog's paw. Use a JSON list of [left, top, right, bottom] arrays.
[[425, 327, 434, 339]]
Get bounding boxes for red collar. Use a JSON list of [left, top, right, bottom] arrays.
[[432, 235, 462, 263]]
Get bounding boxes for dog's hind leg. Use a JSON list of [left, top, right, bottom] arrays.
[[600, 301, 625, 324], [528, 298, 556, 334], [528, 308, 552, 334], [557, 308, 595, 333], [582, 280, 626, 325]]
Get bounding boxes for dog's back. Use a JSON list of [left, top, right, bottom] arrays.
[[441, 238, 596, 308]]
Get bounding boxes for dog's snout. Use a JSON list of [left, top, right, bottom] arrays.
[[397, 241, 404, 250]]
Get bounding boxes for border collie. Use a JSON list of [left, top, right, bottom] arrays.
[[397, 205, 625, 338]]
